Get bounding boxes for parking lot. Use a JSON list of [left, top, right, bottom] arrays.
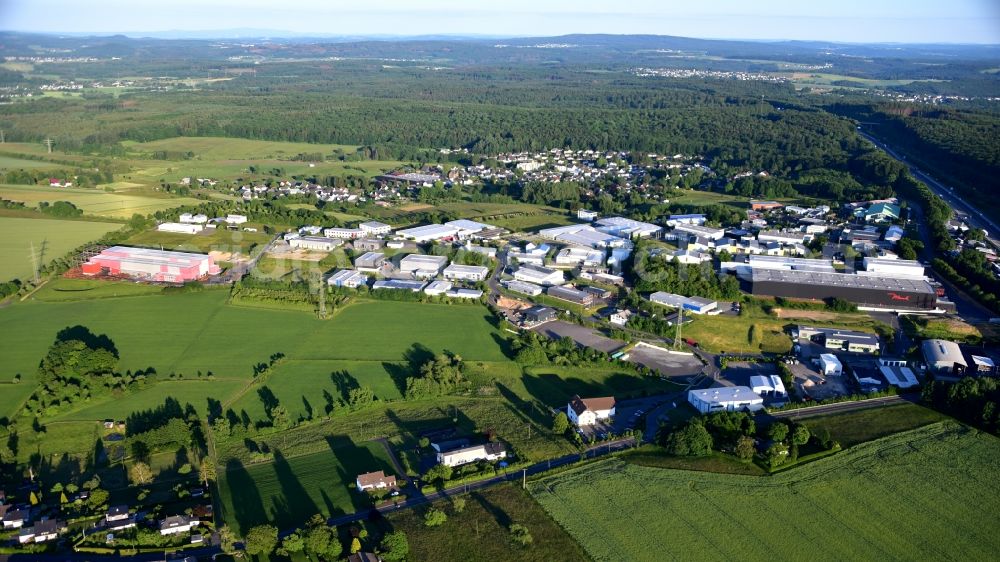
[[627, 342, 703, 379], [532, 320, 627, 354]]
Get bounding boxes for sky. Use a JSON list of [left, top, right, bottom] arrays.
[[2, 0, 999, 44]]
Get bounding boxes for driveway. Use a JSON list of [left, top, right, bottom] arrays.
[[532, 320, 626, 354], [627, 342, 703, 379]]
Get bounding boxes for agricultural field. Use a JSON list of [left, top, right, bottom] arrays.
[[0, 155, 64, 170], [218, 439, 397, 534], [0, 184, 202, 218], [383, 483, 590, 562], [29, 277, 166, 302], [530, 422, 1000, 562], [0, 292, 508, 418], [489, 212, 578, 232], [0, 216, 122, 280]]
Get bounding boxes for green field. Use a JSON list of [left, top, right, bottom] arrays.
[[531, 422, 1000, 562], [0, 155, 64, 170], [124, 227, 273, 255], [123, 137, 359, 160], [0, 216, 122, 280], [0, 292, 508, 418], [218, 439, 397, 534], [0, 184, 202, 218], [383, 483, 590, 562], [29, 277, 165, 302], [228, 359, 408, 421], [794, 403, 947, 447]]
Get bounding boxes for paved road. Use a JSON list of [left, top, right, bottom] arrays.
[[765, 393, 914, 421], [858, 129, 995, 321], [858, 128, 1000, 247]]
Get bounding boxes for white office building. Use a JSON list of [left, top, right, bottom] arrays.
[[688, 387, 764, 414], [443, 263, 490, 282]]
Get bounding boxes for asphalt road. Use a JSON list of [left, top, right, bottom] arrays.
[[857, 128, 999, 247], [764, 393, 914, 421]]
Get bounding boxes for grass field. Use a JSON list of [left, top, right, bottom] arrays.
[[0, 155, 64, 170], [383, 483, 590, 562], [123, 137, 359, 160], [124, 227, 273, 255], [218, 439, 396, 534], [490, 213, 577, 232], [0, 184, 202, 218], [0, 216, 122, 280], [794, 402, 947, 447], [0, 293, 508, 418], [684, 312, 793, 354], [29, 277, 165, 302], [620, 447, 766, 475], [531, 422, 1000, 562]]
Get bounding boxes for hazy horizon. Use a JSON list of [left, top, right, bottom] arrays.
[[2, 0, 999, 45]]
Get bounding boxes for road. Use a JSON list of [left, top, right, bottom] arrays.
[[764, 393, 914, 421], [857, 128, 1000, 247], [857, 128, 996, 321]]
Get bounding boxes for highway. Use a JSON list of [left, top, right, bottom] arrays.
[[857, 128, 1000, 247]]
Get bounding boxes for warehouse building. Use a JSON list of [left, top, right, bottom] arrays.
[[445, 288, 483, 299], [513, 264, 565, 286], [396, 223, 460, 242], [354, 251, 386, 271], [327, 269, 368, 288], [443, 263, 489, 282], [546, 285, 596, 306], [555, 246, 606, 268], [289, 236, 342, 251], [648, 292, 718, 314], [444, 219, 495, 238], [798, 326, 881, 354], [434, 442, 507, 467], [179, 213, 208, 224], [504, 280, 543, 296], [819, 354, 843, 376], [688, 386, 764, 414], [671, 223, 725, 241], [749, 269, 937, 310], [922, 339, 967, 376], [423, 280, 453, 296], [157, 222, 203, 234], [82, 246, 220, 283], [523, 306, 557, 325], [860, 257, 926, 279], [399, 254, 449, 279], [594, 216, 662, 239], [372, 279, 426, 292]]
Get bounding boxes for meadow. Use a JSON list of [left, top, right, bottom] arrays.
[[0, 155, 64, 170], [0, 216, 122, 279], [122, 137, 360, 160], [530, 422, 1000, 562], [217, 439, 397, 534], [0, 291, 509, 418], [383, 483, 590, 562], [124, 227, 273, 255], [0, 184, 202, 218]]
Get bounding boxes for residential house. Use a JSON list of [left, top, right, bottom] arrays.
[[566, 395, 616, 426], [355, 471, 397, 492], [434, 442, 507, 467], [159, 515, 196, 536], [18, 519, 65, 544]]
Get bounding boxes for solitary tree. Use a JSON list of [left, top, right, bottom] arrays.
[[379, 531, 410, 561], [244, 524, 279, 557], [510, 523, 534, 546], [735, 435, 756, 461], [350, 537, 362, 554], [552, 411, 570, 435], [199, 458, 217, 486], [453, 497, 466, 514], [424, 508, 448, 527], [129, 462, 153, 485]]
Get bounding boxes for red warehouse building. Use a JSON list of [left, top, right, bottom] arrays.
[[81, 246, 220, 283]]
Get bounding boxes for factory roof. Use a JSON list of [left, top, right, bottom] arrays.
[[751, 268, 935, 294]]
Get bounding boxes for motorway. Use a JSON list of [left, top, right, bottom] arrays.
[[857, 128, 1000, 247]]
